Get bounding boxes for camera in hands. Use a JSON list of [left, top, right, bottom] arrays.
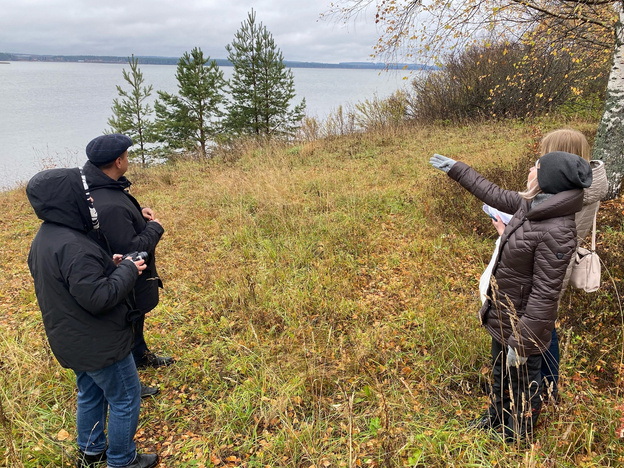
[[123, 251, 149, 262]]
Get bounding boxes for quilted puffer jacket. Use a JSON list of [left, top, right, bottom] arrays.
[[448, 162, 584, 356]]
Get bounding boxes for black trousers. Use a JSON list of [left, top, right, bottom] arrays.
[[131, 314, 149, 364], [487, 339, 543, 438]]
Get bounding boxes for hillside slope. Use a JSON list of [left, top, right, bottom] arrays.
[[1, 119, 623, 467]]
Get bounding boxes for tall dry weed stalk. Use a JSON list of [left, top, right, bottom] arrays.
[[0, 366, 21, 466]]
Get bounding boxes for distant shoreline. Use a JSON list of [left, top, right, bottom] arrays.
[[0, 52, 437, 71]]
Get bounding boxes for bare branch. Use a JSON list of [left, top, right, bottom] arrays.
[[511, 0, 616, 31]]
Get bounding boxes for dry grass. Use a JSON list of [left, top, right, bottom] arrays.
[[1, 118, 623, 467]]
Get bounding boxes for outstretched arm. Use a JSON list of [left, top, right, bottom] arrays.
[[434, 159, 524, 215]]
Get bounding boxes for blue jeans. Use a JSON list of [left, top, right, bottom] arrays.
[[75, 353, 141, 467], [541, 328, 560, 395]]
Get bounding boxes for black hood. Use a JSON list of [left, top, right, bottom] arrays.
[[27, 168, 94, 233]]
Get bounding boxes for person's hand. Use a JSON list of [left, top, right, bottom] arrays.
[[150, 218, 163, 227], [507, 345, 528, 367], [112, 254, 123, 266], [492, 215, 506, 236], [142, 207, 155, 221], [429, 154, 457, 173], [125, 257, 146, 275]]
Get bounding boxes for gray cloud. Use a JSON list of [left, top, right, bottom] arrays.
[[1, 0, 382, 63]]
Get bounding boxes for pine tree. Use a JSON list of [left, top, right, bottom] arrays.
[[107, 54, 155, 166], [154, 47, 225, 158], [225, 10, 305, 139]]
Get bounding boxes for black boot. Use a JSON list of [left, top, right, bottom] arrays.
[[116, 453, 159, 468], [468, 412, 501, 431], [76, 450, 106, 468], [136, 352, 174, 369]]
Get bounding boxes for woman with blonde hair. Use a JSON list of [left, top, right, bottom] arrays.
[[540, 128, 591, 160], [536, 129, 607, 401]]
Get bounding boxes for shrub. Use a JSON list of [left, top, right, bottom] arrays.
[[298, 106, 357, 141], [299, 92, 411, 142], [409, 41, 608, 123], [353, 90, 410, 132]]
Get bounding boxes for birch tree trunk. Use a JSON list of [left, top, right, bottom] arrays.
[[593, 7, 624, 200]]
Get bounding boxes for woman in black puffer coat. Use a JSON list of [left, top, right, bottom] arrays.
[[429, 151, 592, 441]]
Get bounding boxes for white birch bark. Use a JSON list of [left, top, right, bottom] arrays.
[[593, 7, 624, 200]]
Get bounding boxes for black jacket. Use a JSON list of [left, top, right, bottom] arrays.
[[27, 168, 139, 372], [83, 161, 164, 314], [448, 162, 582, 355]]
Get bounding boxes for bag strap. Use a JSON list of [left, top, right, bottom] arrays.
[[590, 209, 597, 252]]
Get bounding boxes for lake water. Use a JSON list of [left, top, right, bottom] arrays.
[[0, 62, 414, 190]]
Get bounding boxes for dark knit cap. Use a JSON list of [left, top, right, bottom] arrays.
[[86, 134, 133, 166], [537, 151, 592, 194]]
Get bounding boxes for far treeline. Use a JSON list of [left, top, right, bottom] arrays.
[[0, 51, 430, 70]]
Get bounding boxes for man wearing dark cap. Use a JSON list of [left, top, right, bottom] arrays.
[[83, 134, 173, 398]]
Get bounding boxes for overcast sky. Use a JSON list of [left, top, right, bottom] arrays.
[[0, 0, 383, 63]]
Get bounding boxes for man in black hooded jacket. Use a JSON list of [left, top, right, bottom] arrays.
[[27, 168, 159, 468], [82, 134, 173, 390]]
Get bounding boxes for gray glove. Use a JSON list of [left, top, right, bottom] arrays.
[[506, 345, 528, 367], [429, 154, 457, 173]]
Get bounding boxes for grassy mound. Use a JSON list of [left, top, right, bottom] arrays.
[[1, 118, 623, 467]]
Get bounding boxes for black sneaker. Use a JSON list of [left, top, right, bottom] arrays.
[[140, 384, 160, 398]]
